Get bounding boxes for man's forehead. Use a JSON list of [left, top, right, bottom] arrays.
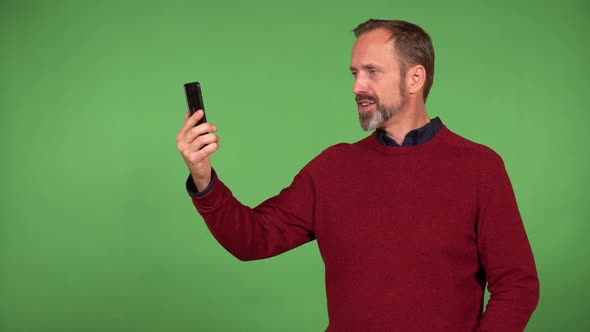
[[351, 29, 397, 66], [354, 28, 394, 48]]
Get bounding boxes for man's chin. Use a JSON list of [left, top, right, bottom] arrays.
[[359, 112, 384, 131]]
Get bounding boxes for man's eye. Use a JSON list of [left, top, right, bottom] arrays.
[[370, 69, 378, 74], [351, 72, 358, 77]]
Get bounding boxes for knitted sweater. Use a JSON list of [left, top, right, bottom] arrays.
[[189, 125, 539, 331]]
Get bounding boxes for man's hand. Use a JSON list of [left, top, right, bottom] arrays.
[[176, 110, 220, 192]]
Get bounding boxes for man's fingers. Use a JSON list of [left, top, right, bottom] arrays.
[[184, 123, 218, 144], [187, 142, 220, 163], [200, 142, 220, 156], [187, 132, 220, 152], [178, 132, 219, 159], [188, 110, 205, 125], [177, 110, 205, 141]]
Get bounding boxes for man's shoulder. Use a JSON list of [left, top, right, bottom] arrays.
[[318, 134, 372, 156], [443, 127, 506, 167], [313, 142, 353, 163], [302, 135, 372, 171]]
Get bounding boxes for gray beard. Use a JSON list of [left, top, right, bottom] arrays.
[[359, 94, 406, 131]]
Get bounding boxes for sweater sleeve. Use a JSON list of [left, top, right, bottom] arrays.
[[476, 153, 540, 331], [188, 167, 316, 261]]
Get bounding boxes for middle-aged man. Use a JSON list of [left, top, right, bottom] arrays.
[[176, 19, 540, 332]]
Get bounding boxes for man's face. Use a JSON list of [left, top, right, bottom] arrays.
[[350, 29, 406, 131]]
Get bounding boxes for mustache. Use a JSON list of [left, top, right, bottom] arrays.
[[355, 94, 378, 103]]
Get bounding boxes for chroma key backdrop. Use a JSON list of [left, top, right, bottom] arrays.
[[1, 0, 588, 331]]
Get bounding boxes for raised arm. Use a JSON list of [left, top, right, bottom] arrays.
[[176, 111, 316, 261]]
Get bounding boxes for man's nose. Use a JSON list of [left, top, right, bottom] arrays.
[[352, 77, 368, 95]]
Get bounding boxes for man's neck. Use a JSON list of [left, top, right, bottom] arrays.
[[380, 106, 430, 145]]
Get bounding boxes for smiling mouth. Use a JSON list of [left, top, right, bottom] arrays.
[[357, 101, 375, 112]]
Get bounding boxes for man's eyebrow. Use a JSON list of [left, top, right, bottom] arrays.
[[349, 64, 383, 71]]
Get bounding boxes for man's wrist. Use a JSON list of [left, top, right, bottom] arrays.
[[193, 176, 211, 192], [186, 171, 215, 197]]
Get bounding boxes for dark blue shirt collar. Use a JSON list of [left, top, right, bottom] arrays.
[[375, 116, 443, 147]]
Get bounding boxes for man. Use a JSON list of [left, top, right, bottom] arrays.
[[176, 19, 539, 331]]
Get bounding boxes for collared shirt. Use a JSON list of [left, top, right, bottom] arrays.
[[375, 116, 443, 146]]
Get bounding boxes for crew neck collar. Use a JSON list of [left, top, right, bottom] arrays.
[[362, 125, 450, 154], [375, 116, 443, 147]]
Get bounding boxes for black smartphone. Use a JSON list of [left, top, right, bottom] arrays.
[[184, 81, 207, 126]]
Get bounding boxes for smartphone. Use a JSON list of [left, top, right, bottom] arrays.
[[184, 81, 207, 126]]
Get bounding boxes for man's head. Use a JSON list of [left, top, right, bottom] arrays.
[[350, 19, 435, 131]]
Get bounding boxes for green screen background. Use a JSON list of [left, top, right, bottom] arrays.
[[1, 0, 588, 331]]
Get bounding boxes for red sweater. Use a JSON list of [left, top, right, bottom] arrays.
[[189, 126, 539, 331]]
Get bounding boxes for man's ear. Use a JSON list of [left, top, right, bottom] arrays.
[[407, 65, 426, 96]]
